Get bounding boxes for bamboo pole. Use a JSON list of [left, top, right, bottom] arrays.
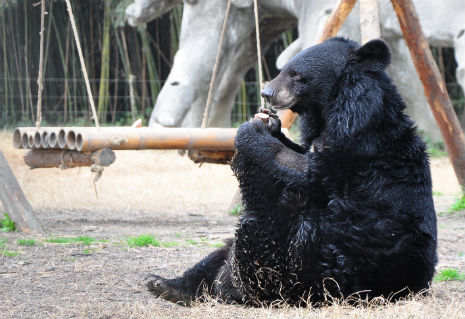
[[23, 149, 116, 169], [278, 0, 357, 129], [14, 127, 237, 152], [391, 0, 465, 188], [74, 127, 237, 152]]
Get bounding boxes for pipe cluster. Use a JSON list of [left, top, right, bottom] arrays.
[[13, 127, 237, 152]]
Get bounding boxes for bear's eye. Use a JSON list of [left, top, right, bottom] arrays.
[[289, 69, 299, 78]]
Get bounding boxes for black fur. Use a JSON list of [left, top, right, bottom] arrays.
[[146, 37, 437, 305]]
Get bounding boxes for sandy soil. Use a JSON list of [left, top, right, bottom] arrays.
[[1, 130, 464, 319]]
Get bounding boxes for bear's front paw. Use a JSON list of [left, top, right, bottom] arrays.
[[235, 120, 272, 154], [256, 107, 282, 137]]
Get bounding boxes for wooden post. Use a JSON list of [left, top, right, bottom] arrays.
[[279, 0, 357, 129], [359, 0, 381, 43], [0, 151, 42, 233], [391, 0, 465, 188]]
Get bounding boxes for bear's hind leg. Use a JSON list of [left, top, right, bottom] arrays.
[[147, 240, 231, 304]]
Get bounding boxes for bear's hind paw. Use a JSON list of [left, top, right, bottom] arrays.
[[146, 274, 193, 306]]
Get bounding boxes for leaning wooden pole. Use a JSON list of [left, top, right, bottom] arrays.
[[391, 0, 465, 188], [0, 151, 42, 233], [278, 0, 357, 129]]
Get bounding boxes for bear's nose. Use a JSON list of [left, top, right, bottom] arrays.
[[261, 87, 274, 103]]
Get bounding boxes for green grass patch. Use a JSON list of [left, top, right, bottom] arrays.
[[458, 252, 464, 258], [0, 238, 7, 249], [433, 191, 443, 196], [428, 147, 448, 158], [421, 133, 447, 158], [434, 268, 465, 282], [46, 236, 98, 246], [1, 213, 16, 232], [451, 195, 465, 211], [186, 239, 198, 245], [17, 238, 36, 246], [229, 204, 244, 216], [444, 195, 465, 215], [126, 235, 160, 247], [3, 250, 19, 257], [209, 242, 226, 248], [160, 241, 179, 248]]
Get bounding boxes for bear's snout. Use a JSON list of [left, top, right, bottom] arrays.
[[261, 87, 274, 103]]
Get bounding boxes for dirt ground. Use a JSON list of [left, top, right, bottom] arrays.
[[1, 130, 464, 319]]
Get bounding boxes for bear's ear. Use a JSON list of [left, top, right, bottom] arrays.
[[354, 39, 391, 72]]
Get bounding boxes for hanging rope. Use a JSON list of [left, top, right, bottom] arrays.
[[35, 0, 46, 128], [64, 0, 102, 196], [201, 0, 232, 128], [253, 0, 264, 107], [64, 0, 100, 128]]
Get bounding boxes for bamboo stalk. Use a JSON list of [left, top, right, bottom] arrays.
[[24, 2, 35, 123], [2, 8, 9, 125], [97, 0, 111, 123], [14, 127, 238, 152], [74, 127, 237, 152], [12, 10, 25, 119], [140, 29, 160, 106]]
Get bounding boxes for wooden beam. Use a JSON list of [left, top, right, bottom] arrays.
[[0, 150, 42, 233], [279, 0, 357, 129], [391, 0, 465, 188], [359, 0, 381, 43]]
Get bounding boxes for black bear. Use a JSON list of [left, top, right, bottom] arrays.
[[146, 37, 437, 305]]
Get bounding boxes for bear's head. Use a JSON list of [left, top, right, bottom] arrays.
[[261, 37, 393, 141]]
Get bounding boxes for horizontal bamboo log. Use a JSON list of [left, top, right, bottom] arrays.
[[74, 127, 237, 151], [14, 127, 238, 152], [23, 149, 116, 169], [14, 127, 61, 149]]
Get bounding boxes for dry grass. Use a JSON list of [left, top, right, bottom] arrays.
[[0, 130, 238, 214], [44, 283, 465, 319]]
